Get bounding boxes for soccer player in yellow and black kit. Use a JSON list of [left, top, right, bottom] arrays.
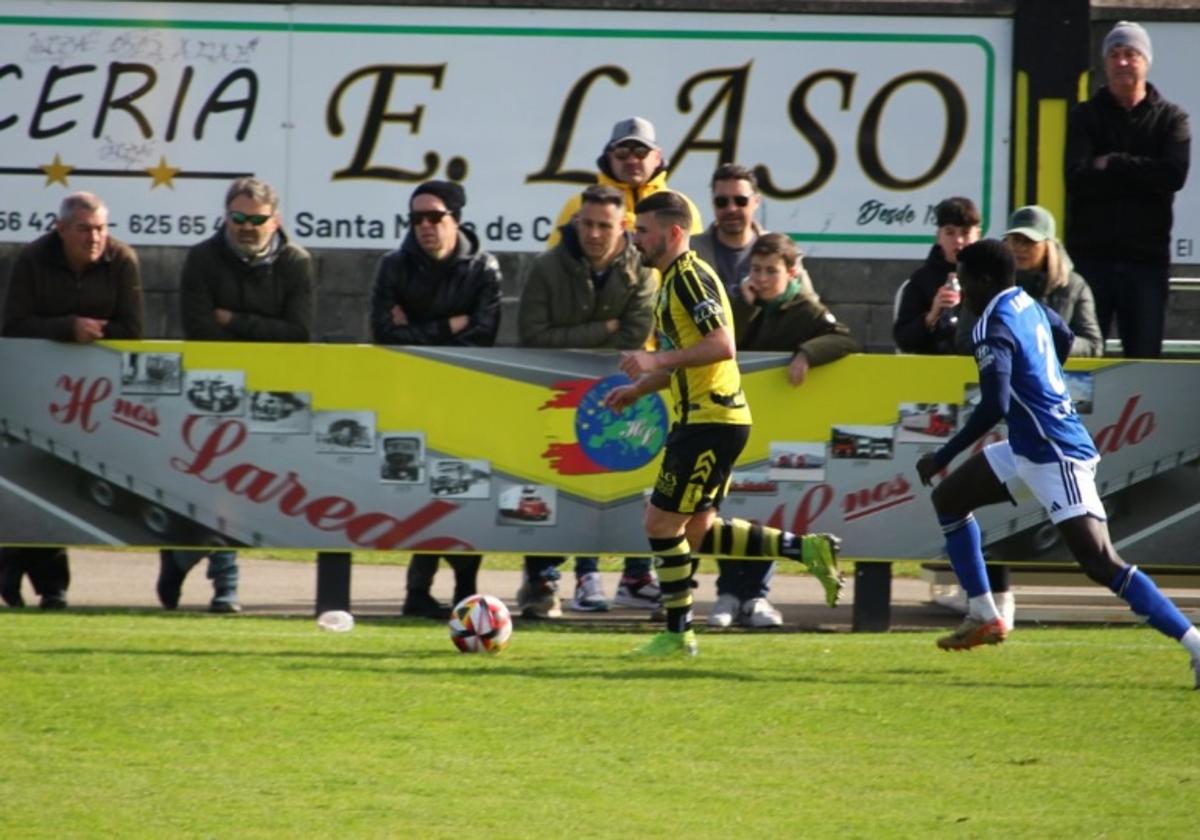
[[604, 191, 844, 656]]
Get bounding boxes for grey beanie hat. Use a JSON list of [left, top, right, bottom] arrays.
[[1102, 21, 1152, 66]]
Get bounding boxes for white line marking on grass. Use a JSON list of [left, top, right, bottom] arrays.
[[0, 476, 122, 545], [1113, 499, 1200, 552]]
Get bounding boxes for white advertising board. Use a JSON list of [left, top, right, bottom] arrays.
[[0, 2, 1012, 257], [1145, 23, 1200, 265]]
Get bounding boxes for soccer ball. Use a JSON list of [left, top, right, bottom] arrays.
[[449, 594, 513, 653]]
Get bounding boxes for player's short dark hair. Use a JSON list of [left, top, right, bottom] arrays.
[[711, 163, 758, 192], [635, 191, 692, 230], [750, 232, 801, 269], [958, 239, 1014, 287], [580, 185, 624, 209], [934, 196, 981, 228]]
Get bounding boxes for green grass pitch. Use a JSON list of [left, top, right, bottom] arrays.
[[2, 612, 1195, 838]]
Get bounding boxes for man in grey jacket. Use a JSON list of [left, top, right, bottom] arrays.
[[517, 185, 660, 618]]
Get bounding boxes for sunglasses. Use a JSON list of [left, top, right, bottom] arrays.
[[714, 195, 751, 209], [410, 210, 451, 226], [611, 145, 652, 161], [229, 211, 273, 226]]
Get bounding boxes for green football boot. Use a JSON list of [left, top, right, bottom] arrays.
[[629, 629, 699, 658]]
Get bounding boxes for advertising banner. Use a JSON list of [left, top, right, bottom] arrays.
[[0, 2, 1012, 257], [1, 340, 1197, 564]]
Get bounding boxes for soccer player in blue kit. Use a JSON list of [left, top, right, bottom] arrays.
[[916, 239, 1200, 687]]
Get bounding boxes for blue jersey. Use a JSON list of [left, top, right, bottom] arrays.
[[934, 286, 1097, 469]]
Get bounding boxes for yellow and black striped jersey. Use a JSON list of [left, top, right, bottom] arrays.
[[655, 251, 751, 426]]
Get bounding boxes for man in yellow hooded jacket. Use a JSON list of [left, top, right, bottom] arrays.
[[546, 116, 703, 248]]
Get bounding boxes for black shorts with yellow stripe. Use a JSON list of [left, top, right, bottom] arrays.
[[649, 423, 750, 515]]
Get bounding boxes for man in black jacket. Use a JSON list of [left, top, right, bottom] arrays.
[[370, 181, 502, 617], [1065, 21, 1191, 359], [180, 177, 313, 342], [370, 181, 501, 347]]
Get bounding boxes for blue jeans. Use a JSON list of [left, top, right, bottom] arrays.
[[715, 559, 775, 601], [1077, 258, 1170, 358], [162, 550, 239, 603], [523, 556, 653, 581]]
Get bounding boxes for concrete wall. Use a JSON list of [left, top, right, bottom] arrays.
[[3, 240, 1197, 352], [0, 242, 918, 352]]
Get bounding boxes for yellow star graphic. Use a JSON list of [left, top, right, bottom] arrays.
[[40, 153, 73, 187], [145, 156, 181, 189]]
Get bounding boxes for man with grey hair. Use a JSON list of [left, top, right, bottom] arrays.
[[3, 191, 143, 341], [162, 177, 313, 614], [1065, 20, 1191, 358], [180, 176, 314, 341], [1, 190, 144, 609]]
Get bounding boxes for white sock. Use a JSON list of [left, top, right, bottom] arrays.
[[993, 590, 1016, 628], [967, 593, 1000, 622], [1181, 626, 1200, 659]]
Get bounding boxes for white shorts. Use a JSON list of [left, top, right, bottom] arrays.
[[982, 441, 1106, 524]]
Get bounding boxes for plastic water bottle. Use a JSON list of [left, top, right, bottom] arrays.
[[317, 610, 355, 632], [938, 272, 960, 331]]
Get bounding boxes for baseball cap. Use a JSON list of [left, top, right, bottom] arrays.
[[607, 117, 660, 151], [1004, 205, 1056, 242]]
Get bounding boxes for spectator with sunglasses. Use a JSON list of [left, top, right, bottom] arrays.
[[167, 177, 314, 613], [546, 117, 703, 249], [691, 165, 830, 629], [692, 164, 816, 304], [180, 176, 313, 342], [370, 180, 502, 618]]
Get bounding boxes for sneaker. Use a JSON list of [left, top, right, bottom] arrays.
[[739, 597, 783, 628], [517, 570, 562, 620], [613, 574, 661, 610], [707, 593, 740, 628], [38, 594, 68, 610], [937, 616, 1009, 651], [629, 629, 698, 657], [402, 591, 450, 620], [799, 533, 844, 608], [569, 572, 610, 612], [208, 599, 242, 614]]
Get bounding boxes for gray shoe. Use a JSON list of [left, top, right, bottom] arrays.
[[517, 571, 562, 619]]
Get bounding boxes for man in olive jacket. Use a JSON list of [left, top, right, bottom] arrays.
[[517, 184, 658, 617], [519, 185, 655, 350], [180, 177, 313, 342]]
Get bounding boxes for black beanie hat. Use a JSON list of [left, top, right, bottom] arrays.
[[411, 180, 466, 219]]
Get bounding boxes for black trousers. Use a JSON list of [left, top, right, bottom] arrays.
[[0, 547, 70, 605], [407, 553, 481, 605]]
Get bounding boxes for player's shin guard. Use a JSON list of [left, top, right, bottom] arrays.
[[650, 535, 694, 633], [1110, 565, 1193, 641], [696, 518, 782, 558]]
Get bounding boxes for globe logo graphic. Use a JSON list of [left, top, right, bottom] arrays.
[[574, 375, 668, 471]]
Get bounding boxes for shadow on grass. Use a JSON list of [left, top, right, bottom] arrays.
[[29, 644, 1184, 691]]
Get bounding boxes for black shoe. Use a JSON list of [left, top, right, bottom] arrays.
[[208, 600, 242, 614], [39, 594, 67, 610], [402, 591, 450, 619]]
